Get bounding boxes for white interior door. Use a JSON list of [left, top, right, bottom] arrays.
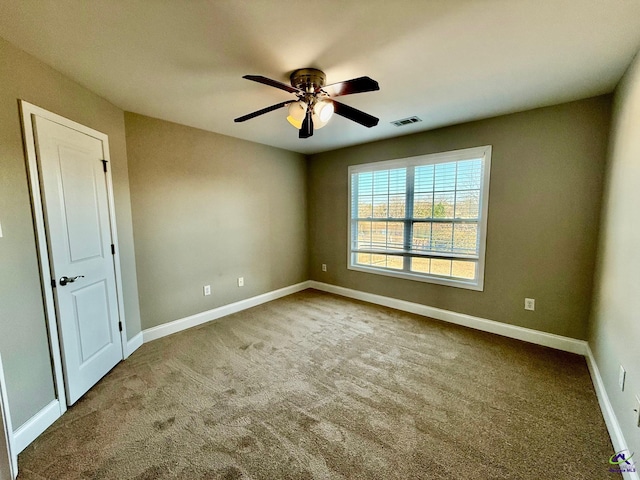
[[33, 116, 123, 406]]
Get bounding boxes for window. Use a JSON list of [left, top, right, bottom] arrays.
[[348, 146, 491, 290]]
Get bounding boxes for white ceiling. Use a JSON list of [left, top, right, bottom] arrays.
[[1, 1, 639, 155]]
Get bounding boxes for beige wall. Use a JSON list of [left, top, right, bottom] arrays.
[[125, 113, 308, 330], [308, 97, 611, 340], [589, 51, 640, 456], [0, 37, 141, 427]]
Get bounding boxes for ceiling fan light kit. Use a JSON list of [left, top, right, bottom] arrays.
[[314, 100, 334, 125], [234, 67, 380, 139], [286, 101, 307, 129]]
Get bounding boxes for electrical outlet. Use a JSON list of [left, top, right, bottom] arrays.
[[619, 365, 626, 391], [524, 298, 535, 311], [203, 285, 211, 296], [635, 395, 640, 428], [238, 277, 244, 287], [322, 264, 327, 272]]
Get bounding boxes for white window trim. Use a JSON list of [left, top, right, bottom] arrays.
[[347, 145, 492, 291]]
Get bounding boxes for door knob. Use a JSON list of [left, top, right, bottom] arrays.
[[59, 275, 84, 286]]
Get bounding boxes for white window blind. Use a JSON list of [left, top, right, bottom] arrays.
[[348, 146, 491, 290]]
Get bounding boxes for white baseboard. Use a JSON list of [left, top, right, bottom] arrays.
[[585, 345, 638, 480], [142, 281, 312, 343], [309, 281, 588, 355], [141, 279, 586, 354], [12, 399, 61, 455], [125, 332, 143, 358], [7, 332, 144, 458]]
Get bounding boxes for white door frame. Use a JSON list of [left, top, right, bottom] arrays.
[[18, 100, 129, 420], [0, 354, 17, 480]]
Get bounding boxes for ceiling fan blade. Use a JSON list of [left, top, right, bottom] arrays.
[[243, 75, 301, 94], [234, 100, 294, 122], [333, 100, 379, 128], [299, 109, 314, 138], [322, 76, 379, 97]]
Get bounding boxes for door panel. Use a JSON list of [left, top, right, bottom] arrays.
[[58, 146, 104, 262], [72, 281, 113, 363], [33, 116, 122, 405]]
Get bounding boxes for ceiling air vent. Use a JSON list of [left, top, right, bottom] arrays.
[[391, 116, 422, 127]]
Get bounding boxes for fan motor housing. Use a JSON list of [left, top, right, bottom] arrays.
[[290, 68, 326, 91]]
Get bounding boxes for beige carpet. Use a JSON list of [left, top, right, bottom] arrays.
[[18, 289, 617, 479]]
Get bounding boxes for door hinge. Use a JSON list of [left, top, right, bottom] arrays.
[[111, 244, 115, 255], [101, 159, 108, 172], [118, 321, 123, 332], [51, 278, 56, 288]]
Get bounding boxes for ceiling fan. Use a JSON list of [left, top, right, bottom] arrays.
[[234, 68, 380, 139]]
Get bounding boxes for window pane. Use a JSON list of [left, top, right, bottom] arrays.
[[358, 197, 373, 218], [410, 257, 430, 273], [415, 165, 434, 192], [359, 169, 407, 219], [456, 159, 482, 190], [412, 223, 432, 251], [386, 222, 404, 250], [411, 257, 477, 280], [356, 253, 371, 265], [411, 257, 453, 276], [357, 221, 372, 249], [431, 223, 453, 252], [454, 190, 479, 219], [389, 194, 405, 218], [434, 163, 456, 192], [386, 255, 404, 269], [367, 254, 403, 270], [389, 168, 406, 194], [373, 170, 389, 195], [360, 221, 406, 251], [433, 192, 454, 218], [413, 193, 433, 218], [370, 222, 387, 249], [453, 223, 478, 255], [372, 197, 388, 218], [452, 260, 476, 280], [357, 172, 373, 196], [371, 254, 386, 266], [430, 259, 452, 276]]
